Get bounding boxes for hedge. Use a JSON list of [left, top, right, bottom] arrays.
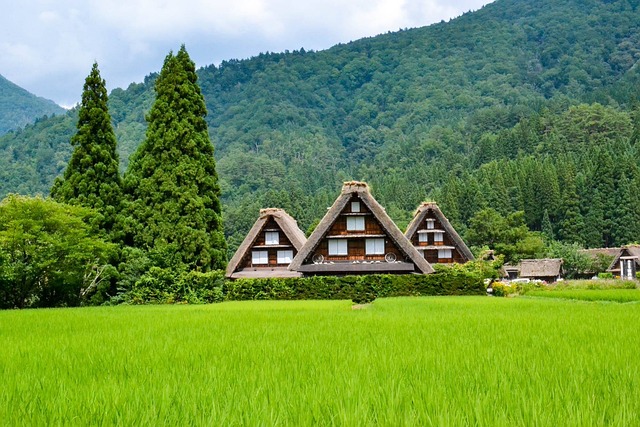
[[115, 261, 494, 305]]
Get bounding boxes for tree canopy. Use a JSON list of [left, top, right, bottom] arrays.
[[50, 62, 122, 235], [122, 46, 227, 271]]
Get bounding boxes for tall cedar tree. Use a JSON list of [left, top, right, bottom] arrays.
[[51, 62, 122, 234], [122, 46, 226, 271]]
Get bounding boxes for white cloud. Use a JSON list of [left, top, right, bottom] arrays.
[[0, 0, 494, 106]]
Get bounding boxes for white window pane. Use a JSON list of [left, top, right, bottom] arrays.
[[265, 231, 279, 245], [366, 238, 385, 255], [426, 219, 435, 229], [252, 250, 269, 264], [418, 233, 428, 242], [328, 239, 348, 255], [434, 232, 444, 242], [347, 216, 365, 231], [351, 201, 361, 212], [438, 249, 452, 259], [277, 250, 293, 264]]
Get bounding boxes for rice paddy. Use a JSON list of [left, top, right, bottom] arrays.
[[2, 296, 640, 425]]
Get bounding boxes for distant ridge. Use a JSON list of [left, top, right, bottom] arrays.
[[0, 74, 65, 135]]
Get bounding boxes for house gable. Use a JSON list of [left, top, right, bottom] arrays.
[[289, 181, 434, 275], [405, 202, 474, 264], [226, 208, 306, 279]]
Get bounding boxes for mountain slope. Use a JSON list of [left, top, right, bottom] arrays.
[[0, 0, 639, 249], [0, 74, 65, 134]]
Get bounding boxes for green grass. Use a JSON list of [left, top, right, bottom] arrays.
[[527, 289, 640, 303], [2, 297, 640, 425]]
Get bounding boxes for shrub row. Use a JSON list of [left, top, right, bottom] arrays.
[[114, 262, 492, 305]]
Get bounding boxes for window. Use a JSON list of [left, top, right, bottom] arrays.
[[346, 216, 365, 231], [252, 250, 269, 264], [277, 250, 293, 264], [265, 231, 279, 245], [366, 238, 385, 255], [418, 232, 428, 243], [438, 249, 452, 259], [351, 201, 361, 212], [434, 232, 444, 243], [426, 219, 435, 230], [328, 239, 348, 256]]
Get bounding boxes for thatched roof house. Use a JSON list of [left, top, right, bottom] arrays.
[[607, 245, 640, 279], [226, 208, 307, 279], [405, 202, 474, 264], [518, 259, 563, 282], [289, 181, 434, 276], [577, 247, 620, 277]]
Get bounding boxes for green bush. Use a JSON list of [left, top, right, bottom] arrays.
[[598, 272, 614, 280], [115, 261, 496, 305]]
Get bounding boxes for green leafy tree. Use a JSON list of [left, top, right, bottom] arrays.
[[0, 195, 115, 309], [51, 62, 122, 235], [122, 46, 226, 271]]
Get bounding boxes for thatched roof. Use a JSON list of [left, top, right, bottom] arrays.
[[226, 208, 307, 278], [405, 202, 475, 261], [519, 259, 563, 278], [289, 181, 434, 274], [579, 247, 621, 259], [607, 245, 640, 272]]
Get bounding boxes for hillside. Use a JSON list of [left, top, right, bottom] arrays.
[[0, 74, 65, 135], [0, 0, 639, 251]]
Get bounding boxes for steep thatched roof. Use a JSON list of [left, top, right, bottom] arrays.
[[519, 259, 563, 278], [405, 202, 475, 261], [607, 245, 640, 272], [226, 208, 307, 278], [579, 247, 622, 259], [289, 181, 434, 274]]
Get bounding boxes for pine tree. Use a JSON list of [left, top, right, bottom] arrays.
[[612, 173, 636, 246], [541, 209, 554, 241], [558, 162, 584, 245], [122, 46, 226, 271], [51, 62, 122, 234]]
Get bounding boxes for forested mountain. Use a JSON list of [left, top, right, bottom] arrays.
[[1, 0, 639, 253], [0, 74, 64, 135]]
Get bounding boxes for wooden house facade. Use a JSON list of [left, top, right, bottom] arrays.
[[226, 208, 307, 279], [289, 182, 433, 276], [607, 245, 640, 279], [405, 202, 474, 264]]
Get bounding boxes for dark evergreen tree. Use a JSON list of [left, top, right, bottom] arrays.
[[122, 46, 226, 271], [51, 62, 122, 234], [557, 163, 584, 245], [541, 209, 554, 241], [612, 173, 636, 246]]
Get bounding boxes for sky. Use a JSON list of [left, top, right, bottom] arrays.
[[1, 0, 494, 108]]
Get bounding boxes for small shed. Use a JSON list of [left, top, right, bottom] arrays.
[[607, 245, 640, 280], [518, 259, 563, 283]]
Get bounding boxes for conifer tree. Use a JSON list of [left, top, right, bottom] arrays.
[[558, 163, 584, 245], [612, 173, 636, 246], [51, 62, 122, 235], [122, 46, 226, 271]]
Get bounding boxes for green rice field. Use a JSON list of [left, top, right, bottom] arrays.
[[526, 289, 640, 303], [2, 297, 640, 425]]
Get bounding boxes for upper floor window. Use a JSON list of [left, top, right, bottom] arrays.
[[426, 219, 436, 229], [277, 250, 294, 264], [252, 250, 269, 264], [365, 238, 385, 255], [346, 216, 365, 231], [351, 201, 361, 213], [328, 239, 348, 256], [265, 231, 279, 245]]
